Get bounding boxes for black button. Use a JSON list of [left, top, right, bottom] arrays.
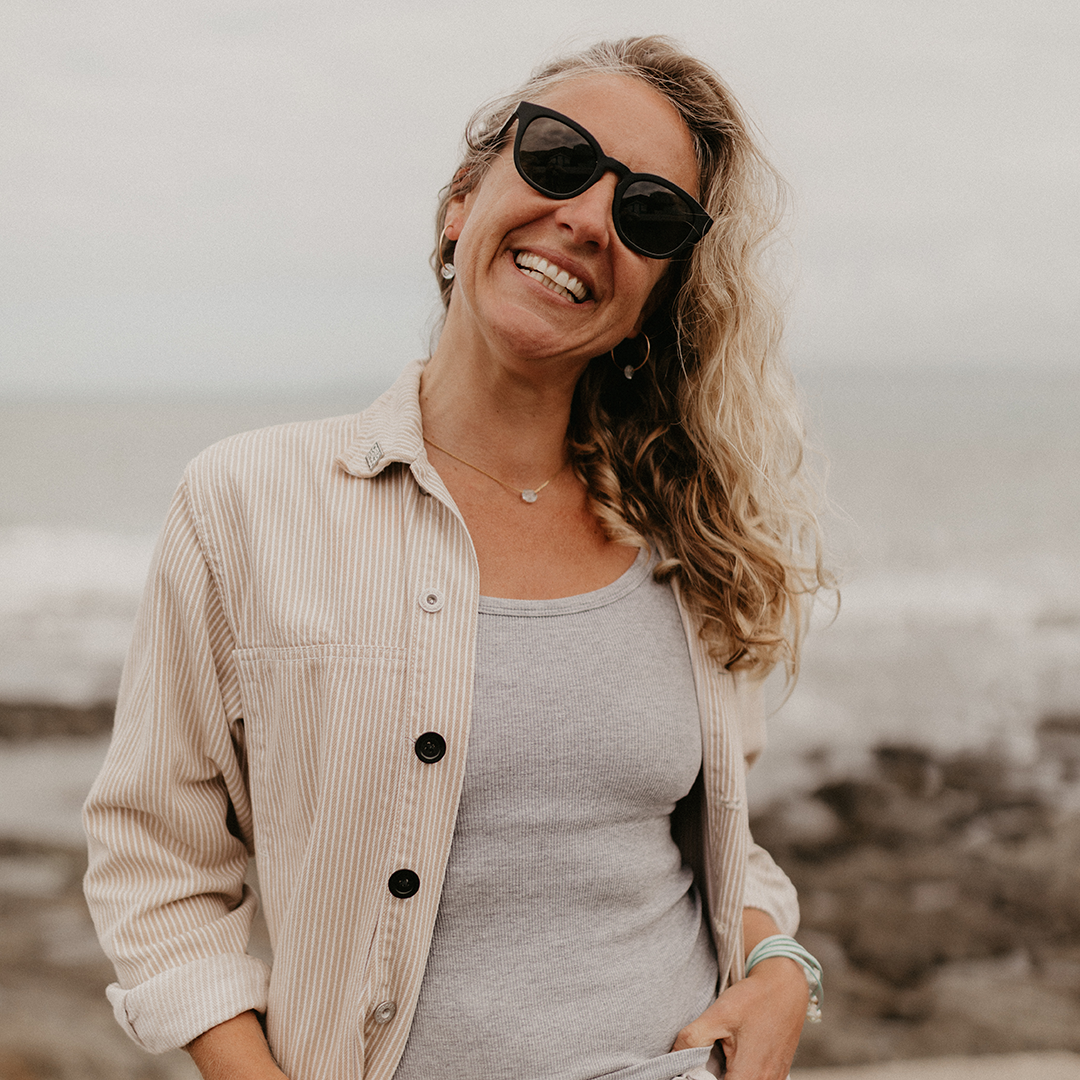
[[414, 732, 446, 764], [388, 869, 420, 898]]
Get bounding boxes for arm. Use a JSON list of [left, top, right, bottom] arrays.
[[671, 672, 808, 1077], [187, 1012, 288, 1080], [83, 479, 271, 1053], [672, 908, 810, 1079]]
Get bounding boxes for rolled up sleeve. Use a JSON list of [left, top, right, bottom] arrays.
[[107, 952, 270, 1053]]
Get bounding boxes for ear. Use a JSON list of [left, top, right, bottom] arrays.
[[444, 209, 465, 243], [444, 167, 473, 241]]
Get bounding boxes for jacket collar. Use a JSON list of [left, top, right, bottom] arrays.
[[336, 358, 454, 503], [336, 359, 427, 479]]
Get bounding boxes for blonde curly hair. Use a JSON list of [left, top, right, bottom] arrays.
[[433, 36, 832, 676]]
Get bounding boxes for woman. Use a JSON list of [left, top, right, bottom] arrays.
[[84, 36, 828, 1080]]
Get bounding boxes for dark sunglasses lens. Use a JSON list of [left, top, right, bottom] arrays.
[[619, 180, 696, 256], [517, 116, 597, 195]]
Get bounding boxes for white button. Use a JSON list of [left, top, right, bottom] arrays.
[[372, 1000, 397, 1024], [418, 588, 444, 613]]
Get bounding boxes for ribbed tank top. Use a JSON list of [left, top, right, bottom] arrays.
[[393, 548, 717, 1080]]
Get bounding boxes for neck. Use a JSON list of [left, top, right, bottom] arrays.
[[421, 325, 587, 484]]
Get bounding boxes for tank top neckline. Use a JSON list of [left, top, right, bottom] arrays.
[[478, 545, 653, 618]]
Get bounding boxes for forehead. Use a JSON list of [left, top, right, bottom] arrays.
[[528, 73, 699, 194]]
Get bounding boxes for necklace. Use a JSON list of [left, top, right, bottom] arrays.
[[423, 437, 563, 503]]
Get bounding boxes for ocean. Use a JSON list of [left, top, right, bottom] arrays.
[[2, 363, 1078, 808]]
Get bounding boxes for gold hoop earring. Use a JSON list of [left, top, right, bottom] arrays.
[[438, 225, 456, 281], [611, 333, 650, 380]]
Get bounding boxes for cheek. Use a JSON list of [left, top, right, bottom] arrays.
[[629, 263, 671, 322], [458, 156, 522, 225]]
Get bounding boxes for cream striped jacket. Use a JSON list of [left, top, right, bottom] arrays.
[[83, 359, 799, 1080]]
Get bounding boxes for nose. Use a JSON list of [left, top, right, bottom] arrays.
[[551, 172, 618, 250]]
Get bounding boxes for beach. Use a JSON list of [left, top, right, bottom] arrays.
[[2, 365, 1079, 1075], [3, 703, 1079, 1078]]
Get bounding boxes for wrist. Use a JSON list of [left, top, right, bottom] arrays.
[[744, 934, 823, 1023], [745, 954, 812, 1004], [746, 953, 809, 980]]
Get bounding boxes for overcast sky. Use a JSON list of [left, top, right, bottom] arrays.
[[2, 0, 1077, 396]]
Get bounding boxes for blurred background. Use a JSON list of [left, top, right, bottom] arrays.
[[2, 2, 1078, 1077]]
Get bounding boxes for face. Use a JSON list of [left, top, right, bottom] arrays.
[[442, 74, 700, 372]]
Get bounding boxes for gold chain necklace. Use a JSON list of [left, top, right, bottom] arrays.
[[423, 437, 563, 504]]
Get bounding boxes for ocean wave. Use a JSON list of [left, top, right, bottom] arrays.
[[3, 528, 1079, 798], [752, 566, 1080, 807], [0, 527, 154, 705]]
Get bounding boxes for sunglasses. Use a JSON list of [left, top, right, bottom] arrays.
[[498, 101, 713, 260]]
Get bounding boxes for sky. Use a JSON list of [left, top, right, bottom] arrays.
[[2, 0, 1078, 396]]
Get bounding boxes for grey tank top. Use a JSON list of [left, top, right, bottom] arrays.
[[393, 548, 718, 1080]]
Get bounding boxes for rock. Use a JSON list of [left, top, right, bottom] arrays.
[[0, 702, 114, 741], [754, 742, 1080, 1066], [0, 838, 200, 1080], [931, 955, 1080, 1052]]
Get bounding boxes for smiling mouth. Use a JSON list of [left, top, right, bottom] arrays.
[[513, 252, 590, 304]]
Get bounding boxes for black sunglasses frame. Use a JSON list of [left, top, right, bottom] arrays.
[[498, 101, 714, 260]]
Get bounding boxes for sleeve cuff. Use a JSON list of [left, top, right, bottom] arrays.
[[107, 953, 272, 1054]]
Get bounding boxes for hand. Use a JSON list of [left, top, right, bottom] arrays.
[[671, 956, 809, 1080]]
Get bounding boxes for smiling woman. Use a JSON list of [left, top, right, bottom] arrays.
[[83, 35, 832, 1080]]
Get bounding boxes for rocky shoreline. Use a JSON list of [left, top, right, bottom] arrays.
[[1, 836, 201, 1079], [755, 725, 1080, 1066], [0, 701, 116, 742], [2, 704, 1079, 1077]]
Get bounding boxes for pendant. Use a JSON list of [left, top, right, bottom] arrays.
[[521, 489, 538, 503], [623, 364, 635, 380]]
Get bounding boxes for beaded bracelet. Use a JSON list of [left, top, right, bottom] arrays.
[[744, 934, 823, 1023]]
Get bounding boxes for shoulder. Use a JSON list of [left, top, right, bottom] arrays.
[[178, 413, 363, 525], [186, 412, 365, 485], [182, 360, 426, 508]]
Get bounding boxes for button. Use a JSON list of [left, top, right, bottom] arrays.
[[372, 1000, 397, 1025], [388, 869, 420, 898], [414, 732, 446, 764], [418, 589, 444, 613]]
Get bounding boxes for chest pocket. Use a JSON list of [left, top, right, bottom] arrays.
[[233, 644, 407, 927]]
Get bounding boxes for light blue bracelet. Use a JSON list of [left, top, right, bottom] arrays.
[[744, 934, 823, 1023]]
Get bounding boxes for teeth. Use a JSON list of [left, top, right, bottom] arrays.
[[514, 252, 588, 302], [518, 267, 576, 303]]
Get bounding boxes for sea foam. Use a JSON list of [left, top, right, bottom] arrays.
[[752, 562, 1080, 807], [0, 527, 154, 705]]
